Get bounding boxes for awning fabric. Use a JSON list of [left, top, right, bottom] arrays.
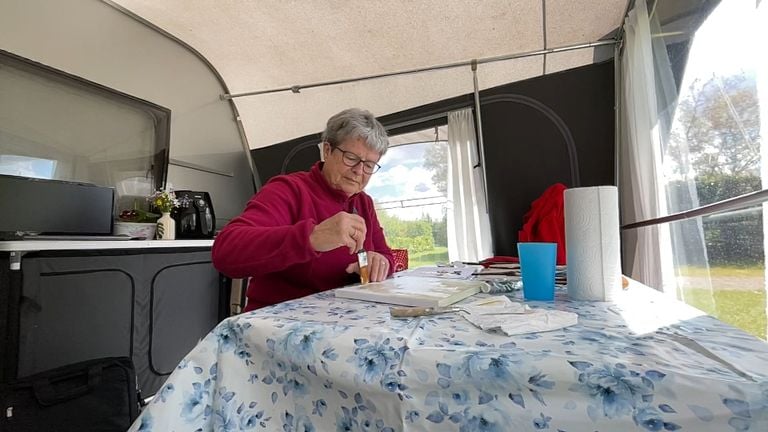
[[111, 0, 628, 149]]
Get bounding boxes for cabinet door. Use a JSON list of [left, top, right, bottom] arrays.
[[142, 251, 220, 394], [19, 255, 140, 378], [15, 249, 222, 397], [147, 253, 219, 371]]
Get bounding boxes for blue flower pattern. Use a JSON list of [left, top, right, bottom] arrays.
[[129, 287, 768, 431]]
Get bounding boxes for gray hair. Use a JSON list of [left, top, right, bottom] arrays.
[[321, 108, 389, 156]]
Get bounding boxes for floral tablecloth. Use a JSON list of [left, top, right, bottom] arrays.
[[129, 281, 768, 431]]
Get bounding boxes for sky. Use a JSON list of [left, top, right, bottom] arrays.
[[683, 0, 761, 81], [366, 141, 448, 221], [0, 154, 56, 178], [662, 0, 765, 179]]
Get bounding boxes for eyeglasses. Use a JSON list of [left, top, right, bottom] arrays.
[[332, 147, 381, 174]]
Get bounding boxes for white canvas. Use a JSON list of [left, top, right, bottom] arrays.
[[334, 276, 484, 307]]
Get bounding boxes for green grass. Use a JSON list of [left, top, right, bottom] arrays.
[[680, 287, 766, 340], [677, 265, 764, 278], [408, 247, 449, 269], [676, 265, 766, 339]]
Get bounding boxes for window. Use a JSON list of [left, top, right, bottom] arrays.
[[0, 155, 56, 179], [670, 207, 766, 339], [646, 1, 766, 338], [367, 126, 449, 268], [0, 49, 171, 211]]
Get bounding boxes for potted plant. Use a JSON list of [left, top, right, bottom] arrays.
[[149, 189, 180, 240], [114, 202, 160, 239]]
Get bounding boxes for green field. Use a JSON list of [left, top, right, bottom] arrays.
[[680, 288, 766, 340], [408, 246, 449, 269], [677, 265, 764, 278], [677, 264, 766, 340]]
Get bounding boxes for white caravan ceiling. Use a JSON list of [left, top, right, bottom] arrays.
[[109, 0, 628, 149]]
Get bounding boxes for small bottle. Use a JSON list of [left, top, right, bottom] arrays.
[[358, 250, 369, 284], [351, 206, 369, 284]]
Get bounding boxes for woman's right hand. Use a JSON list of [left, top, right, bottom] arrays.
[[309, 211, 367, 254]]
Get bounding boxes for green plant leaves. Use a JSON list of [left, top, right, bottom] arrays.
[[118, 208, 160, 223]]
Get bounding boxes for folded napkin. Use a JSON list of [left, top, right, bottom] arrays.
[[460, 296, 578, 336]]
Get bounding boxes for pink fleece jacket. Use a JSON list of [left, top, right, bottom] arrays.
[[212, 162, 394, 311]]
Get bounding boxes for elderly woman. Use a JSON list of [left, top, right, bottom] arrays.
[[213, 108, 395, 311]]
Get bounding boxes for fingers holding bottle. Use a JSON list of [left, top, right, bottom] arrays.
[[309, 211, 367, 253], [366, 251, 390, 282]]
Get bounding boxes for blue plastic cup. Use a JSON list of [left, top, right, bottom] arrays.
[[517, 242, 557, 301]]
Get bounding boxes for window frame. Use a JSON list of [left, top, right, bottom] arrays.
[[0, 48, 171, 191]]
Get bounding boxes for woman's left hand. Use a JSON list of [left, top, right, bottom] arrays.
[[345, 251, 390, 282]]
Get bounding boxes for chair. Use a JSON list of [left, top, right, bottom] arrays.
[[392, 249, 409, 272]]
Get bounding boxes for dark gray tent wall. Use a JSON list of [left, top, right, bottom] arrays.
[[481, 60, 615, 256], [251, 60, 615, 257]]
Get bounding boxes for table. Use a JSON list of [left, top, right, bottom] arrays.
[[128, 279, 768, 431]]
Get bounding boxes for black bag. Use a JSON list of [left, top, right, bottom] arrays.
[[0, 357, 139, 432]]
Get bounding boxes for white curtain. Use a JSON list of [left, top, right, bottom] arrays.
[[446, 108, 493, 262], [619, 0, 677, 292]]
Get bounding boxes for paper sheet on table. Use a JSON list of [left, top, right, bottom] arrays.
[[403, 265, 481, 280], [460, 296, 579, 336]]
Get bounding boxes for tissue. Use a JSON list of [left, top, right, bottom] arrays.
[[564, 186, 622, 301]]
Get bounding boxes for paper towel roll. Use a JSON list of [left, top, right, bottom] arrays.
[[564, 186, 622, 301]]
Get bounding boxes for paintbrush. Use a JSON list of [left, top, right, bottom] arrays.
[[351, 207, 369, 284]]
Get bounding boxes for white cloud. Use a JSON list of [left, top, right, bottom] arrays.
[[368, 163, 410, 190], [687, 2, 760, 79], [368, 164, 440, 202], [379, 143, 425, 167], [0, 157, 55, 179], [365, 142, 447, 220]]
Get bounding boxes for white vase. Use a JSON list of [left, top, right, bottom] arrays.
[[157, 212, 176, 240]]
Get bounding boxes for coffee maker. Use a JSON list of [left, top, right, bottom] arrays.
[[172, 191, 216, 238]]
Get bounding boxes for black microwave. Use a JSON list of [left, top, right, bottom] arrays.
[[171, 191, 215, 239]]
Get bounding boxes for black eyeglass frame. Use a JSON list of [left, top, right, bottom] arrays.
[[331, 146, 382, 174]]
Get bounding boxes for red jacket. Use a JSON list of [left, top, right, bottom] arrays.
[[518, 183, 567, 265], [213, 162, 394, 311]]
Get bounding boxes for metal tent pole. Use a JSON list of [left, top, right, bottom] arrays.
[[471, 60, 490, 216], [222, 40, 617, 100]]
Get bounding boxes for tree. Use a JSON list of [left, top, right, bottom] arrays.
[[377, 210, 435, 254], [432, 212, 448, 247], [668, 174, 763, 266], [668, 73, 760, 178], [423, 142, 448, 194], [665, 72, 763, 267]]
